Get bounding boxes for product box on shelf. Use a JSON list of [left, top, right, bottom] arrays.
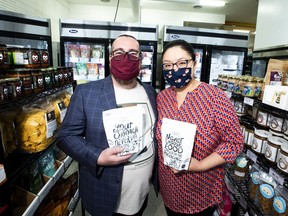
[[12, 186, 40, 216], [262, 85, 288, 111]]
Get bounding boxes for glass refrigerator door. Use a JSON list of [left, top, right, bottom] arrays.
[[251, 59, 268, 78], [209, 49, 245, 85], [64, 42, 105, 84], [139, 45, 154, 84], [194, 48, 203, 81]]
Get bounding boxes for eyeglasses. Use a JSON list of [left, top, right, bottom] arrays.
[[111, 49, 141, 61], [162, 59, 192, 71]]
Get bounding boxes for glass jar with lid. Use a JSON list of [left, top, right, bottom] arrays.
[[31, 68, 44, 93], [265, 136, 286, 164], [222, 75, 228, 90], [0, 44, 9, 70], [40, 49, 50, 67], [251, 129, 271, 155], [51, 67, 59, 87], [5, 77, 22, 99], [255, 77, 264, 98], [6, 68, 32, 96], [41, 68, 52, 90], [0, 78, 8, 102], [217, 74, 223, 89], [242, 76, 256, 97], [234, 76, 242, 94], [58, 67, 65, 86]]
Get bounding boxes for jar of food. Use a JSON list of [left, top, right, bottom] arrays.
[[254, 78, 264, 98], [6, 68, 32, 96], [234, 98, 248, 114], [269, 114, 284, 133], [249, 171, 260, 204], [282, 118, 288, 135], [0, 78, 8, 102], [40, 49, 50, 67], [28, 49, 41, 68], [5, 77, 22, 99], [62, 67, 69, 84], [41, 68, 52, 90], [233, 153, 249, 179], [31, 69, 44, 93], [227, 75, 236, 92], [239, 76, 246, 95], [252, 129, 271, 154], [265, 136, 286, 164], [278, 142, 288, 174], [58, 67, 64, 86], [272, 186, 288, 216], [244, 124, 254, 147], [259, 183, 275, 215], [256, 109, 269, 128], [51, 67, 59, 87], [242, 76, 256, 97], [222, 75, 228, 90], [0, 44, 9, 70], [233, 76, 241, 94], [217, 74, 223, 89], [67, 67, 73, 84]]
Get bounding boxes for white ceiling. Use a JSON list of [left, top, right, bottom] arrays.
[[66, 0, 258, 30]]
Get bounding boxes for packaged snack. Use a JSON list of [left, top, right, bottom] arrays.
[[272, 185, 288, 215]]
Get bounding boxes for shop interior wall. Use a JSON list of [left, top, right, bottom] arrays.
[[254, 0, 288, 50]]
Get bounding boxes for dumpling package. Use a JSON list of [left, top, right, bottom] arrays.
[[161, 118, 197, 170]]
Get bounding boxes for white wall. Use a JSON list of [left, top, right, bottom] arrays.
[[254, 0, 288, 49]]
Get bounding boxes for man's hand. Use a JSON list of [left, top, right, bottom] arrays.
[[97, 147, 132, 166]]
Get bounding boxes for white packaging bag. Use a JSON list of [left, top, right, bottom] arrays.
[[102, 106, 144, 155], [161, 118, 197, 170]]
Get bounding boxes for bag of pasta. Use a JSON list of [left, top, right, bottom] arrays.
[[49, 95, 67, 127], [16, 99, 57, 153], [59, 90, 72, 108]]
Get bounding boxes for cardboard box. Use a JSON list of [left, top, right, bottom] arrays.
[[12, 186, 40, 216]]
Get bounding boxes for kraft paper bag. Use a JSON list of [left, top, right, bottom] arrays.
[[103, 105, 144, 155], [161, 118, 197, 170]]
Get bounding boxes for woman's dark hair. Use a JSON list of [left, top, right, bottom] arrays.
[[162, 39, 196, 61]]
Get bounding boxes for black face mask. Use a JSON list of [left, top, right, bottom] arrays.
[[163, 67, 192, 88]]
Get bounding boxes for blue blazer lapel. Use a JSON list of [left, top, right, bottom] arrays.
[[99, 76, 117, 110]]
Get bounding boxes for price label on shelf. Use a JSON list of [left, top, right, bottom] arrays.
[[246, 149, 258, 163], [225, 91, 232, 98], [244, 97, 254, 106], [269, 168, 285, 185]]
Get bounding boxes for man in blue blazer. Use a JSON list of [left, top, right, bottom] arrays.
[[57, 35, 157, 216]]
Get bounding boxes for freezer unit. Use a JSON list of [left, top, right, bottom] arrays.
[[162, 25, 249, 89], [60, 20, 158, 87]]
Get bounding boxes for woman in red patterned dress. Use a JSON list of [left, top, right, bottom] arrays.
[[156, 39, 243, 216]]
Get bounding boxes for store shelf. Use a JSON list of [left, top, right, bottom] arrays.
[[16, 156, 73, 216], [225, 166, 265, 216], [0, 84, 72, 113], [5, 141, 57, 185]]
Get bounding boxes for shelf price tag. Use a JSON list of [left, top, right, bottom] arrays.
[[246, 149, 258, 163], [269, 168, 285, 185], [244, 97, 254, 106], [225, 91, 232, 99]]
